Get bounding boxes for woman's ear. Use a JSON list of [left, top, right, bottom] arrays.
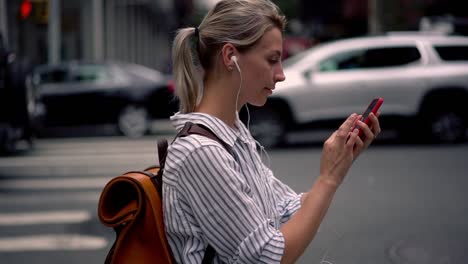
[[221, 43, 237, 70]]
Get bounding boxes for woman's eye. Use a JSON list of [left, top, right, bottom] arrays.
[[269, 58, 279, 64]]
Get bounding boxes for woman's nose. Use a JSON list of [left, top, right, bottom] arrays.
[[275, 66, 286, 82]]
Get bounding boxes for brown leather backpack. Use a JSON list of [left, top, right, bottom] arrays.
[[98, 122, 229, 264]]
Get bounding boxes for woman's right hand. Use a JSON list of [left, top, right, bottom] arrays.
[[318, 113, 361, 187]]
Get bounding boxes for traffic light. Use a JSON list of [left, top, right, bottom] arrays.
[[18, 0, 48, 24], [19, 0, 33, 20]]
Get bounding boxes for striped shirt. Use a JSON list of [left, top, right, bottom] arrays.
[[163, 112, 302, 263]]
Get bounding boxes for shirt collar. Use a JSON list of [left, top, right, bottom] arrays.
[[171, 112, 249, 147]]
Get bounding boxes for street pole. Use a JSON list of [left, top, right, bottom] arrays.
[[48, 0, 61, 64], [368, 0, 382, 35], [92, 0, 104, 61], [0, 0, 8, 45]]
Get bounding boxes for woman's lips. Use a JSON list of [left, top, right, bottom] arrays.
[[264, 87, 273, 94]]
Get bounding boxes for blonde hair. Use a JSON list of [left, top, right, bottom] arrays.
[[171, 0, 286, 113]]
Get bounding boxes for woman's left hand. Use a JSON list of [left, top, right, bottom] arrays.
[[351, 112, 381, 160]]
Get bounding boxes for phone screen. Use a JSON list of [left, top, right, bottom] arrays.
[[353, 97, 383, 137], [361, 99, 379, 121]]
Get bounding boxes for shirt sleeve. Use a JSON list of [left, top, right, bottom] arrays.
[[263, 164, 303, 226], [177, 144, 285, 263]]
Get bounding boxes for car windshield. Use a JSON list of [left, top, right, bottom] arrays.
[[282, 42, 329, 69], [282, 49, 310, 68], [121, 63, 164, 83], [35, 67, 68, 85], [70, 65, 112, 82]]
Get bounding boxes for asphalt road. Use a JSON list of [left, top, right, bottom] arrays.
[[0, 133, 467, 264]]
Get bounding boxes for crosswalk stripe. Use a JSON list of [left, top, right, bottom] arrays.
[[0, 153, 157, 167], [0, 234, 108, 251], [0, 191, 101, 205], [0, 210, 91, 226], [0, 178, 111, 190]]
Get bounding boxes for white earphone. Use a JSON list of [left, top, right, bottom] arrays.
[[231, 55, 241, 73]]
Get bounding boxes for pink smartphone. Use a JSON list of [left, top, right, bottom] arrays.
[[354, 97, 384, 138]]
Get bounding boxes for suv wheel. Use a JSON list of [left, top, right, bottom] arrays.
[[118, 105, 149, 138], [429, 111, 466, 143], [248, 107, 286, 148]]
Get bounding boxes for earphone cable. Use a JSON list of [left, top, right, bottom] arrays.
[[233, 58, 271, 171]]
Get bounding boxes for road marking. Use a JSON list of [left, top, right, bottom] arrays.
[[0, 178, 110, 190], [0, 153, 156, 167], [0, 153, 158, 178], [0, 210, 91, 226], [0, 191, 100, 205], [0, 234, 107, 251]]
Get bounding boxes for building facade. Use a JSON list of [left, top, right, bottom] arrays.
[[1, 0, 179, 73]]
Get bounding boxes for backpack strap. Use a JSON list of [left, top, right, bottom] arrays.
[[177, 122, 232, 152], [157, 121, 230, 264], [156, 121, 231, 177], [157, 139, 169, 167]]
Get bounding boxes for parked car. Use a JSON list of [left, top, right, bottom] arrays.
[[243, 32, 468, 147], [31, 61, 178, 137], [0, 33, 37, 154]]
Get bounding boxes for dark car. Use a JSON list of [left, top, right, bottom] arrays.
[[31, 61, 178, 137], [0, 33, 37, 153]]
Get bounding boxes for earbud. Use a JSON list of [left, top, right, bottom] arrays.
[[231, 56, 241, 73]]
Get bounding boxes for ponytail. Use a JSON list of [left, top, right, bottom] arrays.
[[172, 27, 201, 113]]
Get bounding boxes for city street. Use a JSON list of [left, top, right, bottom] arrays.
[[2, 0, 467, 263], [0, 132, 467, 264]]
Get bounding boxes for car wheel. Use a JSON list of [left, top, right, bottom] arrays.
[[117, 105, 149, 138], [428, 110, 466, 143], [248, 107, 286, 148]]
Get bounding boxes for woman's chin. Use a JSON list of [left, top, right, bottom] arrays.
[[248, 98, 268, 107]]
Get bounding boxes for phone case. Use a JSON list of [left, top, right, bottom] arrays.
[[355, 97, 384, 137]]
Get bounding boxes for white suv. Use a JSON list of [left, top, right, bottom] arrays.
[[244, 33, 468, 147]]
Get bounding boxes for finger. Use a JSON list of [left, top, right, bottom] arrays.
[[356, 119, 374, 142], [338, 114, 358, 143], [353, 134, 364, 152], [369, 113, 381, 136], [346, 128, 359, 148], [350, 115, 363, 132]]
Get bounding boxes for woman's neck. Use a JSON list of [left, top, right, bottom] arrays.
[[195, 75, 240, 128]]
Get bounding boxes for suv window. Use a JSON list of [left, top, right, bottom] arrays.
[[434, 45, 468, 61], [319, 46, 421, 72]]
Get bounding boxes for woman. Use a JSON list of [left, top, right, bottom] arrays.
[[163, 0, 381, 263]]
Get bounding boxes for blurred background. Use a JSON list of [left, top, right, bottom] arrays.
[[1, 0, 468, 263], [2, 0, 468, 70], [1, 0, 468, 150]]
